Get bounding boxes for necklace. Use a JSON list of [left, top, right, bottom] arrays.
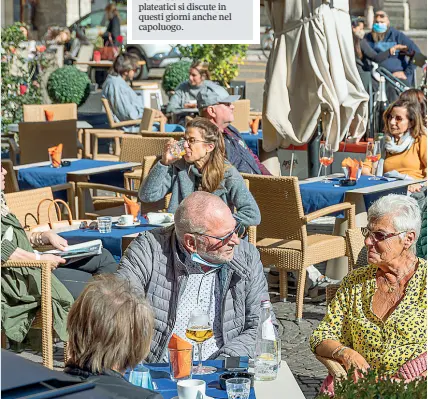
[[381, 258, 418, 293]]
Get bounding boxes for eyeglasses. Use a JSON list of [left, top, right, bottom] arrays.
[[361, 227, 406, 242], [183, 137, 211, 146], [79, 221, 98, 230], [193, 223, 241, 247]]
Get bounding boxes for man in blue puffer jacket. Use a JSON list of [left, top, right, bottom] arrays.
[[365, 10, 421, 101]]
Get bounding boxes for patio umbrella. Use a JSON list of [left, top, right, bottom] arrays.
[[262, 0, 369, 152]]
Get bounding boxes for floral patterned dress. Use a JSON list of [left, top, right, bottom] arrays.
[[310, 258, 427, 376]]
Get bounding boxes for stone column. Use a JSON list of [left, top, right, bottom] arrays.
[[383, 0, 410, 30]]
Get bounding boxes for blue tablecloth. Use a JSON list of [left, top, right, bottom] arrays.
[[59, 219, 156, 261], [241, 130, 263, 156], [128, 360, 256, 399], [17, 160, 132, 191], [300, 176, 408, 216]]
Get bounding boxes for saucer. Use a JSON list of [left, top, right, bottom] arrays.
[[115, 222, 140, 228]]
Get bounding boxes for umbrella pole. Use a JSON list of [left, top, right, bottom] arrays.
[[308, 118, 323, 178]]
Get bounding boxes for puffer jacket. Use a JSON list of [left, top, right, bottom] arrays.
[[117, 225, 271, 362]]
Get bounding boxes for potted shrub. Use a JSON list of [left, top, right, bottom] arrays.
[[47, 65, 90, 106], [176, 45, 248, 87], [162, 60, 192, 97]]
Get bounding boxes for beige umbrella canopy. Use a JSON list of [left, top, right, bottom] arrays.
[[262, 0, 369, 152]]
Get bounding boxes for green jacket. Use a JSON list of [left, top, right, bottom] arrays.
[[1, 212, 74, 342]]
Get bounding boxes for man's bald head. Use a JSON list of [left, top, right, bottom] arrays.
[[174, 192, 232, 241]]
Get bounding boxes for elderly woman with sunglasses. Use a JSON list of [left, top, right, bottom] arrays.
[[139, 117, 260, 229], [310, 194, 426, 395]]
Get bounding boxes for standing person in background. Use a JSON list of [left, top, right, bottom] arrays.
[[102, 4, 121, 46], [364, 10, 420, 102]]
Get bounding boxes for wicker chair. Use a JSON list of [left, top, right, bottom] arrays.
[[4, 185, 76, 226], [139, 108, 167, 132], [231, 99, 263, 132], [88, 129, 124, 161], [23, 104, 77, 122], [140, 131, 185, 140], [241, 174, 355, 321], [1, 160, 19, 194], [101, 98, 141, 129]]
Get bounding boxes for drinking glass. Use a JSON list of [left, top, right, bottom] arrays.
[[319, 143, 334, 183], [185, 309, 216, 375], [226, 377, 251, 399], [97, 216, 112, 233], [366, 141, 382, 180], [170, 139, 186, 159], [168, 346, 194, 382]]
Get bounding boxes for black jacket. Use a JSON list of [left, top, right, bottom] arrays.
[[64, 366, 163, 399], [103, 15, 121, 46]]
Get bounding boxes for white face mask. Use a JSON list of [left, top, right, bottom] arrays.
[[355, 30, 365, 40]]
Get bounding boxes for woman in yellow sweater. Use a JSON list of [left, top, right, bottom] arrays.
[[363, 100, 426, 192]]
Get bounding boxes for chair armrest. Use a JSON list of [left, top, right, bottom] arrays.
[[2, 260, 55, 268], [316, 355, 347, 379], [114, 119, 141, 128], [50, 182, 76, 219], [91, 131, 125, 139], [91, 131, 124, 160], [303, 202, 355, 228]]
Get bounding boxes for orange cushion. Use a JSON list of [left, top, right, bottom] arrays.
[[44, 110, 54, 121]]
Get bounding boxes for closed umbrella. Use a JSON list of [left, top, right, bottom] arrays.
[[262, 0, 369, 152]]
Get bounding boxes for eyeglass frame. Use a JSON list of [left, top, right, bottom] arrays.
[[181, 137, 211, 146], [361, 227, 407, 243], [192, 222, 241, 247]]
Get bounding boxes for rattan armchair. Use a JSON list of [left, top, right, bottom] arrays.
[[231, 100, 262, 132], [1, 259, 59, 369], [241, 174, 355, 321], [1, 160, 19, 193], [101, 98, 141, 129], [88, 129, 125, 161]]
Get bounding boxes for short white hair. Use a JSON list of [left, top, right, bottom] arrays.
[[367, 194, 421, 253]]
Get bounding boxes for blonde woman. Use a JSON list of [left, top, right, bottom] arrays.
[[64, 275, 162, 399], [139, 117, 260, 228]]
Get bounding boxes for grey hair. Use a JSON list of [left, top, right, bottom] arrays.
[[367, 194, 421, 253], [174, 192, 228, 241]]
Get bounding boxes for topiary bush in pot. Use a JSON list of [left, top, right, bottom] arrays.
[[47, 66, 91, 106], [162, 60, 192, 96]]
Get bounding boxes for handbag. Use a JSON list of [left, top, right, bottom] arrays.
[[99, 34, 119, 61], [29, 198, 87, 233]]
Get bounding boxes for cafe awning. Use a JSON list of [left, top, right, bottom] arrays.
[[262, 0, 369, 152]]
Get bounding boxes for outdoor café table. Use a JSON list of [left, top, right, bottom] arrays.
[[131, 359, 305, 399], [58, 217, 156, 262], [241, 130, 263, 156], [299, 174, 426, 279], [6, 121, 93, 133]]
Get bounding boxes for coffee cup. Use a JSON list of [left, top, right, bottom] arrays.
[[188, 99, 197, 106], [118, 214, 134, 226], [177, 379, 206, 399]]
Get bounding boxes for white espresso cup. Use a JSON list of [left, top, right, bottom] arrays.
[[118, 214, 134, 226], [177, 379, 206, 399]]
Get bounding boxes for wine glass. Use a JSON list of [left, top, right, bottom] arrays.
[[185, 309, 217, 375], [366, 141, 381, 181], [319, 143, 334, 183]]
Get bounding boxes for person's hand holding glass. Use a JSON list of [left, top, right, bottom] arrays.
[[365, 141, 381, 180], [185, 309, 216, 375], [319, 143, 334, 183], [161, 138, 186, 166]]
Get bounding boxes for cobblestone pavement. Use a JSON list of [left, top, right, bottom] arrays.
[[271, 293, 326, 399]]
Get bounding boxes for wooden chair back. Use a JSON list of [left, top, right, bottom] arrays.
[[23, 103, 77, 122], [120, 136, 170, 163], [74, 44, 94, 73], [1, 160, 19, 194], [345, 228, 367, 272], [18, 120, 78, 164], [139, 108, 166, 132], [241, 174, 307, 242], [231, 99, 250, 132], [5, 187, 58, 228]]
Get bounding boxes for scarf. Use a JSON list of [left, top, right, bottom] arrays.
[[1, 192, 10, 217], [385, 132, 415, 154]]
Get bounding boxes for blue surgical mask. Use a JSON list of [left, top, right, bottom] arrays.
[[373, 23, 388, 33], [191, 252, 225, 269]]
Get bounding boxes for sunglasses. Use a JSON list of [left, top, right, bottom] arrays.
[[375, 13, 386, 18], [79, 221, 98, 230], [361, 227, 406, 242], [193, 223, 241, 247]]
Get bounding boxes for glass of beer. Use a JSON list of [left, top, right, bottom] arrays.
[[185, 309, 216, 375]]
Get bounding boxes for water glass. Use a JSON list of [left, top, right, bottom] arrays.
[[168, 347, 194, 382], [170, 140, 186, 159], [129, 364, 154, 389], [226, 377, 251, 399], [97, 216, 112, 233]]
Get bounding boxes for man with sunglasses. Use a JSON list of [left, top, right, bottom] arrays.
[[197, 84, 271, 175], [365, 10, 420, 101], [117, 191, 273, 362]]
